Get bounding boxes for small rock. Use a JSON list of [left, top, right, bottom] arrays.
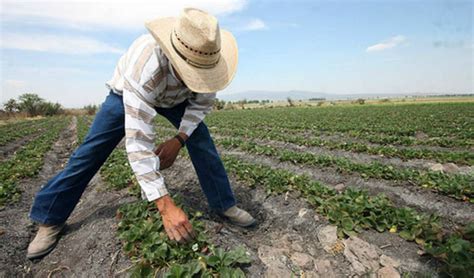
[[317, 225, 338, 253], [334, 183, 345, 192], [377, 266, 400, 278], [314, 259, 336, 278], [429, 163, 444, 172], [443, 163, 459, 174], [379, 254, 400, 268], [308, 246, 318, 257], [293, 208, 314, 231], [291, 242, 304, 252], [298, 208, 309, 218], [274, 234, 292, 250], [258, 245, 292, 278], [291, 252, 314, 270], [314, 214, 320, 222], [343, 237, 380, 275], [303, 271, 320, 278]]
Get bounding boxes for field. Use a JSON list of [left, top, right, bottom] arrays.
[[1, 101, 473, 277]]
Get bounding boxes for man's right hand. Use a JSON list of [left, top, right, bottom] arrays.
[[155, 195, 195, 243]]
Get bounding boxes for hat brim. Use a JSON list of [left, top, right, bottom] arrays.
[[145, 17, 238, 93]]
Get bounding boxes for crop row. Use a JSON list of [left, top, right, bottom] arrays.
[[216, 137, 474, 202], [0, 118, 55, 146], [0, 117, 70, 207], [97, 127, 251, 276], [131, 124, 474, 276], [117, 200, 250, 277], [206, 102, 474, 148], [212, 126, 473, 166], [221, 154, 474, 277]]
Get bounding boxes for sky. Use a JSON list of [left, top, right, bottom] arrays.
[[0, 0, 473, 108]]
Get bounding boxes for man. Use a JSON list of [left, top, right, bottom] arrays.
[[27, 8, 255, 260]]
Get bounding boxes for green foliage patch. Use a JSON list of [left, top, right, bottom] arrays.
[[117, 200, 250, 277], [222, 155, 474, 277]]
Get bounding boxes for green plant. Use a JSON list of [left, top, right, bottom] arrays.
[[221, 155, 473, 276], [117, 200, 250, 277], [0, 117, 69, 206]]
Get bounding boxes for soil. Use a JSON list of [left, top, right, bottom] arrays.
[[220, 149, 474, 228], [0, 120, 458, 277], [163, 155, 441, 277], [0, 133, 43, 162], [213, 134, 473, 175], [1, 117, 76, 277], [305, 130, 473, 154]]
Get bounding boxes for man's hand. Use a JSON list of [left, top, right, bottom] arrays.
[[155, 133, 188, 170], [155, 195, 195, 243]]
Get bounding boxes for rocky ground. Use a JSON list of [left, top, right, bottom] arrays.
[[0, 120, 459, 277]]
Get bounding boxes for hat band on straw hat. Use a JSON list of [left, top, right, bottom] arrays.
[[170, 30, 220, 69]]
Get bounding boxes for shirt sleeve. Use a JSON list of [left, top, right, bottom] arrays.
[[178, 92, 216, 136], [122, 43, 168, 202]]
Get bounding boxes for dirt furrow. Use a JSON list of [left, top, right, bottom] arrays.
[[27, 174, 133, 278], [212, 134, 473, 175], [158, 126, 472, 173], [306, 131, 473, 153], [217, 148, 474, 227], [0, 132, 44, 163], [0, 117, 77, 277], [164, 155, 440, 277]]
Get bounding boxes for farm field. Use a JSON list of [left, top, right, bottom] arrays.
[[0, 101, 473, 277]]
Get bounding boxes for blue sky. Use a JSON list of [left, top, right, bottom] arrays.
[[1, 0, 472, 107]]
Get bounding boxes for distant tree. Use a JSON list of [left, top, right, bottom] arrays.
[[40, 102, 63, 116], [213, 98, 226, 110], [3, 98, 19, 113], [18, 93, 44, 116], [237, 99, 247, 109], [83, 104, 98, 115], [287, 97, 294, 107]]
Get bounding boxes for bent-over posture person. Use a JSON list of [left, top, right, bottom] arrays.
[[27, 8, 255, 260]]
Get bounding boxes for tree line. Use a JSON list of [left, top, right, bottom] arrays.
[[2, 93, 63, 117]]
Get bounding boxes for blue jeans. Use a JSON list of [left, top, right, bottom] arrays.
[[29, 92, 236, 225]]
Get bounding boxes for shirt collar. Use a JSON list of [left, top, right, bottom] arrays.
[[168, 61, 183, 86]]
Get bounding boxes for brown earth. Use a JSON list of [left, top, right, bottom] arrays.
[[160, 154, 441, 277], [220, 148, 474, 228], [0, 120, 450, 277], [0, 132, 44, 162]]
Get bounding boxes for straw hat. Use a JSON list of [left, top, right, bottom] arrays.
[[145, 8, 238, 93]]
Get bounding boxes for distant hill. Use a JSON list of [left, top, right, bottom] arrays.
[[217, 90, 474, 102], [217, 90, 326, 101]]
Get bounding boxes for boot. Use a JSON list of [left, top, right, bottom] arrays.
[[222, 206, 256, 227], [27, 223, 65, 259]]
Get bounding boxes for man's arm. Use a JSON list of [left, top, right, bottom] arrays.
[[155, 92, 215, 170], [122, 43, 194, 243], [178, 92, 216, 137]]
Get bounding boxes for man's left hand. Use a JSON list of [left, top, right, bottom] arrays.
[[155, 134, 187, 170]]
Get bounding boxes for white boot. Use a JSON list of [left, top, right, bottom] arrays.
[[222, 206, 256, 227], [27, 223, 65, 259]]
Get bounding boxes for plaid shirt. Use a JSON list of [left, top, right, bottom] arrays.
[[106, 34, 216, 201]]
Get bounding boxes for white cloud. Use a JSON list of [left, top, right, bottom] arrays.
[[1, 33, 124, 54], [1, 0, 247, 30], [242, 18, 267, 31], [366, 35, 406, 52]]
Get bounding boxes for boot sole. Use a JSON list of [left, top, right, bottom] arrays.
[[230, 218, 257, 228], [26, 239, 60, 260]]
